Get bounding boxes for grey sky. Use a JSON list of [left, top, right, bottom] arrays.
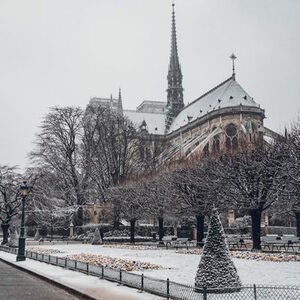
[[0, 0, 299, 170]]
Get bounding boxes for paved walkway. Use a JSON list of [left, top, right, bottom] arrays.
[[0, 260, 81, 300], [0, 251, 162, 300]]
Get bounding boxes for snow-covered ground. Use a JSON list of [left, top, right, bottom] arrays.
[[30, 244, 300, 286]]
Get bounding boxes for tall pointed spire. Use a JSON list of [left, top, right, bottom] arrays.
[[118, 88, 123, 114], [165, 2, 184, 133]]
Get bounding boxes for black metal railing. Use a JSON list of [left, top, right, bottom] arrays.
[[0, 245, 299, 300]]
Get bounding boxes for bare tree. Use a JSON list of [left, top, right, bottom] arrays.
[[0, 165, 22, 244], [216, 147, 286, 249], [25, 167, 76, 238], [83, 105, 142, 227], [83, 105, 141, 195], [276, 123, 300, 236], [168, 159, 225, 245], [30, 107, 90, 225], [108, 179, 147, 243], [141, 173, 177, 243]]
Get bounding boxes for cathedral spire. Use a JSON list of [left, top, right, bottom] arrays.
[[118, 88, 123, 114], [165, 2, 184, 133], [170, 2, 180, 75]]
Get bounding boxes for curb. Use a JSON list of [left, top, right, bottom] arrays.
[[0, 257, 99, 300]]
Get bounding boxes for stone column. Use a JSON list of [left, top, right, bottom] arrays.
[[173, 225, 178, 237], [227, 210, 235, 227], [192, 225, 197, 240], [261, 212, 269, 235], [69, 222, 74, 238]]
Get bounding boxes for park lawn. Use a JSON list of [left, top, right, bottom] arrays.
[[30, 243, 300, 286]]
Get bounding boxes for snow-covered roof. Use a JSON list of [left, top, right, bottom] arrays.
[[123, 110, 166, 135], [136, 100, 166, 113], [168, 77, 260, 133]]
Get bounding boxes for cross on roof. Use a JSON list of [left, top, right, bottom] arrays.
[[230, 53, 237, 79]]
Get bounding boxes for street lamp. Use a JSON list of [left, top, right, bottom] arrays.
[[16, 181, 29, 262]]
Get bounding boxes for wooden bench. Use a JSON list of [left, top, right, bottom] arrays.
[[227, 238, 247, 250], [174, 238, 190, 249], [158, 236, 192, 249], [262, 235, 300, 252], [159, 236, 177, 248]]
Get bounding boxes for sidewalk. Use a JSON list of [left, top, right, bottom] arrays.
[[0, 259, 80, 300], [0, 252, 163, 300]]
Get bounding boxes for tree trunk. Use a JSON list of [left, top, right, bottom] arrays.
[[130, 219, 136, 244], [250, 209, 262, 250], [196, 214, 205, 247], [112, 206, 120, 230], [158, 217, 164, 243], [76, 206, 84, 226], [1, 223, 10, 245], [295, 212, 300, 238]]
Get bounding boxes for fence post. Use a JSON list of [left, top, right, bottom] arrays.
[[65, 258, 67, 269], [119, 269, 122, 284], [167, 278, 170, 299], [56, 256, 58, 265], [101, 265, 104, 279], [75, 260, 77, 270], [203, 287, 207, 300], [141, 274, 144, 292], [87, 263, 89, 274], [49, 255, 51, 263], [253, 284, 257, 300], [42, 254, 44, 261]]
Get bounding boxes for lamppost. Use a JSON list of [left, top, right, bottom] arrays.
[[16, 181, 29, 262]]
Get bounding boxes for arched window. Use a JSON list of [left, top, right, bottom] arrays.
[[225, 123, 238, 151], [212, 133, 220, 153]]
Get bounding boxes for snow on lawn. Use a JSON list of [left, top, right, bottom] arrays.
[[31, 243, 300, 286]]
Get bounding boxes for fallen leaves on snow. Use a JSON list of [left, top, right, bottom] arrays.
[[176, 248, 300, 262], [65, 253, 163, 271], [103, 244, 158, 250], [27, 246, 64, 254]]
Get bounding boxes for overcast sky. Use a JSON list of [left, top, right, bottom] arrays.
[[0, 0, 299, 170]]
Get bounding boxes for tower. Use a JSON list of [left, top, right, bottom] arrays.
[[165, 3, 184, 133], [118, 88, 123, 114]]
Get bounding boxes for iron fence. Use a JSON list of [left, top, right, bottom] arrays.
[[0, 245, 299, 300]]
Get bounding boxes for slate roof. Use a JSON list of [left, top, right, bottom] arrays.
[[168, 76, 259, 133], [123, 110, 166, 135]]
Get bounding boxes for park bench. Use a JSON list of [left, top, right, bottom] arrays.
[[262, 235, 300, 252], [281, 236, 300, 252], [158, 236, 192, 249], [226, 237, 247, 250], [159, 236, 177, 248], [174, 238, 190, 249], [261, 235, 282, 251]]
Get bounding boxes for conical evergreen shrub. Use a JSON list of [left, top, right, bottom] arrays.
[[91, 228, 102, 245], [195, 208, 241, 292]]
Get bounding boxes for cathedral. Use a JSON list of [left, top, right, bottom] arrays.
[[88, 3, 278, 166]]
